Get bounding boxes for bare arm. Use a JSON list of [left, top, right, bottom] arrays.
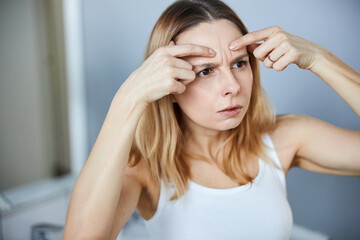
[[229, 26, 360, 117], [63, 91, 146, 239], [230, 26, 360, 175], [294, 115, 360, 176], [310, 50, 360, 117], [63, 43, 216, 239], [273, 114, 360, 177]]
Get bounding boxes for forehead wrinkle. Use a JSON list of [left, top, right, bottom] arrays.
[[192, 52, 248, 70], [176, 20, 244, 69], [182, 44, 247, 69]]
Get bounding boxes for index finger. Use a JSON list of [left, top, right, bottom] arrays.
[[229, 26, 280, 51], [166, 43, 216, 58]]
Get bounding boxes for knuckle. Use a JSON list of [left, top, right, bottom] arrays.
[[273, 63, 283, 71], [165, 66, 175, 76], [155, 47, 166, 55], [294, 51, 300, 60], [272, 25, 282, 32], [289, 50, 299, 61], [181, 60, 192, 70], [165, 81, 175, 93], [281, 40, 291, 48], [179, 84, 186, 94], [171, 83, 180, 93], [252, 48, 260, 58], [264, 60, 272, 68], [277, 31, 288, 40], [169, 79, 178, 88], [253, 48, 261, 58], [288, 48, 297, 56], [263, 61, 270, 68], [160, 57, 171, 67]]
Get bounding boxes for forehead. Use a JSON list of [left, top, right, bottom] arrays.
[[175, 19, 245, 61], [176, 19, 243, 47]]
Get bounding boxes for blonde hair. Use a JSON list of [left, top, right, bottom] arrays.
[[129, 0, 278, 200]]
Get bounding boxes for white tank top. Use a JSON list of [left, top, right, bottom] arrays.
[[139, 133, 293, 240]]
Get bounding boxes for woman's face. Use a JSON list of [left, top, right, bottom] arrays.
[[173, 19, 253, 132]]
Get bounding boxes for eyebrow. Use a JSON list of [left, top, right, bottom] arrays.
[[192, 53, 249, 70]]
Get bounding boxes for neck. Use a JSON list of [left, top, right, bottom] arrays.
[[183, 122, 230, 162]]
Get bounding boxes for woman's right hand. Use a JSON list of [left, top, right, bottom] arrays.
[[118, 41, 216, 107]]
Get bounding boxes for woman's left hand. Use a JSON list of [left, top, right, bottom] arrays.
[[229, 26, 328, 72]]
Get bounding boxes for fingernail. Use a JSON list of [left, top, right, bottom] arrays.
[[229, 42, 238, 50], [209, 48, 215, 55]]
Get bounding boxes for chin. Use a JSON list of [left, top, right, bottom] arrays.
[[215, 119, 243, 131], [222, 123, 241, 131]]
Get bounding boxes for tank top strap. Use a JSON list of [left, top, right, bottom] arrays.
[[263, 133, 287, 191], [142, 179, 174, 226]]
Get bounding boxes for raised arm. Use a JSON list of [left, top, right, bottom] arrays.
[[63, 43, 216, 239], [309, 50, 360, 117], [229, 25, 360, 117], [229, 26, 360, 176], [63, 91, 147, 239]]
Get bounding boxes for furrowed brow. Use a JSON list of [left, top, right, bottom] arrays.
[[230, 53, 249, 66], [192, 53, 249, 69]]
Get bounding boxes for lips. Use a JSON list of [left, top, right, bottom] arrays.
[[218, 104, 243, 112]]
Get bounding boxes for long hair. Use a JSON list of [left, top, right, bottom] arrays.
[[129, 0, 278, 200]]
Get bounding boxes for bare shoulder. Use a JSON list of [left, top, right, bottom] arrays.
[[124, 156, 154, 189], [268, 113, 308, 177], [126, 156, 160, 202], [124, 157, 160, 220]]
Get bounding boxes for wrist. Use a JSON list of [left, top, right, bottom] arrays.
[[113, 90, 147, 112], [308, 46, 333, 75], [114, 73, 148, 113], [107, 87, 148, 130]]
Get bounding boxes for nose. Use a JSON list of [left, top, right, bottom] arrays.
[[221, 69, 240, 97]]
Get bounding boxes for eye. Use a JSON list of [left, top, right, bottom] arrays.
[[197, 68, 213, 77], [232, 60, 248, 69]]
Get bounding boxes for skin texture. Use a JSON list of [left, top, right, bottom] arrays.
[[173, 19, 253, 158]]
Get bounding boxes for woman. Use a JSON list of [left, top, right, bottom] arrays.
[[64, 0, 360, 239]]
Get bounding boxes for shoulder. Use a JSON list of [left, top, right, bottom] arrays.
[[271, 113, 308, 133], [125, 157, 160, 219], [125, 156, 154, 190], [267, 113, 308, 176]]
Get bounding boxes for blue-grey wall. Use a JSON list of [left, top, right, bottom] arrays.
[[81, 0, 360, 239]]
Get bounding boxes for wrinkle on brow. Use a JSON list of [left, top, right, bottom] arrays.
[[192, 53, 249, 70]]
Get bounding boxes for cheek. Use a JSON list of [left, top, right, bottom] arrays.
[[174, 83, 208, 108], [173, 83, 216, 123], [234, 68, 253, 94]]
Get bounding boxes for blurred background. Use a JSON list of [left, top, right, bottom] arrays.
[[0, 0, 359, 239]]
